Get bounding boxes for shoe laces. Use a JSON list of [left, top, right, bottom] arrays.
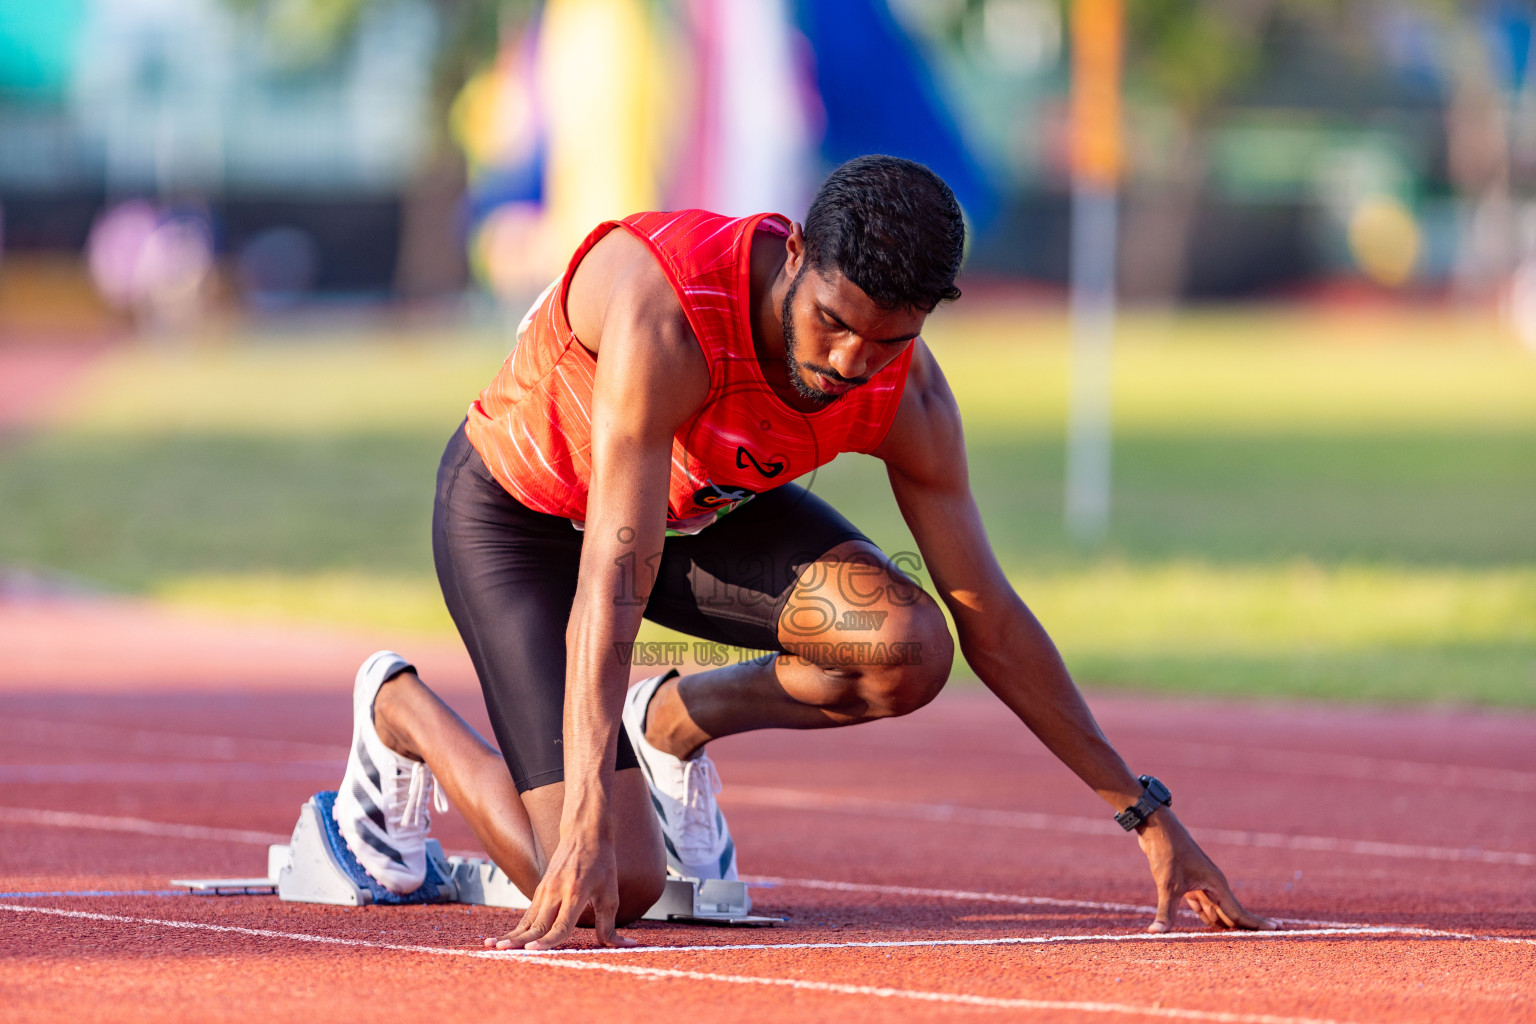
[[677, 754, 722, 861], [399, 760, 449, 833]]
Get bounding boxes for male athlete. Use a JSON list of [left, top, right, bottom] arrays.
[[330, 155, 1275, 950]]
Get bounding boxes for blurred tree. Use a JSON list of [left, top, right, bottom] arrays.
[[1110, 0, 1510, 303], [902, 0, 1463, 298], [1115, 0, 1282, 304], [909, 0, 1302, 302], [225, 0, 535, 300]]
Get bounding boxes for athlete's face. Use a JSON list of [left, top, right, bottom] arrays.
[[779, 264, 926, 404]]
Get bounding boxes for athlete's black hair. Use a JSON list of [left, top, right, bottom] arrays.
[[801, 155, 965, 313]]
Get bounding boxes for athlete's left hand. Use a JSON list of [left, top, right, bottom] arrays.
[[1137, 808, 1278, 933]]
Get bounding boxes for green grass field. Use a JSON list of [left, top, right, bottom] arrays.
[[3, 308, 1533, 704]]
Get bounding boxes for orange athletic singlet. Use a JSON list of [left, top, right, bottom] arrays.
[[466, 209, 914, 534]]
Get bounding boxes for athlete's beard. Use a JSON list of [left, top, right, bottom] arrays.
[[780, 267, 863, 404]]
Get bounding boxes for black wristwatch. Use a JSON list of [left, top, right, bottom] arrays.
[[1114, 775, 1172, 831]]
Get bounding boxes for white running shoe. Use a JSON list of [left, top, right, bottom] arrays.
[[332, 650, 449, 894], [622, 671, 738, 881]]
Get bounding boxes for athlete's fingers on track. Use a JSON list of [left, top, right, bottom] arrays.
[[1198, 890, 1234, 933], [1186, 886, 1278, 932], [489, 921, 545, 949], [524, 894, 587, 951], [484, 906, 530, 947], [1183, 889, 1219, 927], [488, 902, 556, 949], [1213, 888, 1280, 931], [1184, 891, 1215, 927]]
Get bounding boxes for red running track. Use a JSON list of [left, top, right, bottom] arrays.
[[1, 679, 1533, 1023]]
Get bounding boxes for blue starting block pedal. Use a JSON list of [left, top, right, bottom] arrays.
[[172, 791, 780, 926]]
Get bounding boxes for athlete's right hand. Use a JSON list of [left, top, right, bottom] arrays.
[[484, 796, 637, 951]]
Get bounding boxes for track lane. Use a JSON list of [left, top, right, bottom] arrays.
[[3, 688, 1532, 1022]]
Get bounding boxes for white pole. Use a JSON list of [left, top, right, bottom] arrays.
[[1065, 182, 1117, 545]]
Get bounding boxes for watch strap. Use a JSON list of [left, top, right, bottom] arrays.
[[1115, 774, 1172, 831]]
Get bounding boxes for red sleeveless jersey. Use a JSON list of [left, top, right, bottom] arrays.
[[465, 209, 914, 533]]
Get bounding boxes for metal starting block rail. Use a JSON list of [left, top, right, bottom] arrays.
[[172, 792, 780, 927]]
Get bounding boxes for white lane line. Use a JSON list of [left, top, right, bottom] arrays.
[[21, 748, 1524, 814], [748, 875, 1156, 914], [0, 807, 289, 846], [6, 889, 1529, 957], [8, 805, 1531, 942], [6, 718, 342, 761], [724, 786, 1536, 867], [0, 902, 1368, 1024], [517, 925, 1536, 957], [1191, 827, 1536, 868], [1146, 742, 1536, 795], [745, 878, 1536, 946], [0, 762, 342, 783], [11, 880, 1530, 948], [16, 715, 1532, 792], [495, 957, 1370, 1024]]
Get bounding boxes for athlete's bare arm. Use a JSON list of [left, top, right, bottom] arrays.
[[491, 229, 710, 950], [872, 340, 1275, 933]]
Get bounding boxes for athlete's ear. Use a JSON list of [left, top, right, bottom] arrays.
[[784, 222, 806, 277]]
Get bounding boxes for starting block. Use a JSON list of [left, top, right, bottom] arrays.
[[173, 791, 779, 926]]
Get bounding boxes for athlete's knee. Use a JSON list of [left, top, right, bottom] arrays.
[[614, 818, 668, 925], [860, 658, 950, 718], [857, 600, 953, 717], [615, 870, 667, 926]]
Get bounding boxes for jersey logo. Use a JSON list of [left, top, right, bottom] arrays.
[[693, 483, 756, 509], [736, 446, 785, 478]]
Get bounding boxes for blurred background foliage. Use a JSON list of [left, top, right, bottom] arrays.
[[4, 308, 1531, 704]]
